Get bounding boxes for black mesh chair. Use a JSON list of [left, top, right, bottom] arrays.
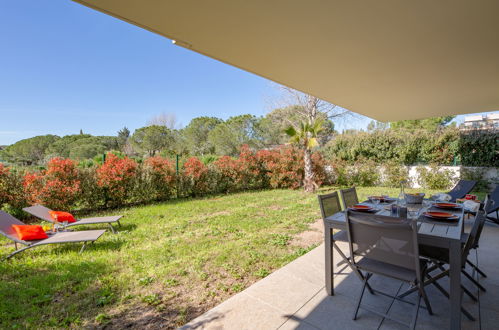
[[447, 180, 476, 202], [318, 192, 373, 288], [346, 210, 432, 329], [339, 187, 359, 210]]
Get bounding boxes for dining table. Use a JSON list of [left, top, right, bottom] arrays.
[[323, 199, 465, 330]]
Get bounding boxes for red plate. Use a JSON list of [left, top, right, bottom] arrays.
[[434, 202, 461, 209], [349, 204, 373, 212], [368, 196, 393, 203], [424, 211, 457, 219]]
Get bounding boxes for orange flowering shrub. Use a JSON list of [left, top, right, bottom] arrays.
[[212, 145, 268, 192], [144, 156, 176, 200], [182, 157, 210, 196], [256, 146, 303, 189], [96, 153, 138, 206], [23, 158, 81, 210]]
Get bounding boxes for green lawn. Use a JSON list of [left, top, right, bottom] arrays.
[[0, 186, 443, 328]]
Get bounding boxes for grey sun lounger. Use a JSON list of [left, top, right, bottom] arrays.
[[23, 205, 123, 233], [0, 210, 105, 260], [447, 180, 477, 202]]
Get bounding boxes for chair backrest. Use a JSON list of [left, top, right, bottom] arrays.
[[318, 192, 342, 219], [447, 180, 476, 202], [346, 210, 421, 281], [464, 211, 486, 257], [485, 185, 499, 214], [23, 204, 55, 223], [340, 187, 359, 209], [0, 210, 28, 245]]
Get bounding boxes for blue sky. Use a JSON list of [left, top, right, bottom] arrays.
[[0, 0, 495, 145]]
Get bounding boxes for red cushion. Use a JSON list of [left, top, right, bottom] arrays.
[[48, 211, 76, 223], [12, 225, 48, 241]]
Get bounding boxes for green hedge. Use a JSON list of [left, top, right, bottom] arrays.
[[323, 127, 497, 167]]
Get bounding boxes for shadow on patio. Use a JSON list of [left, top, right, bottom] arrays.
[[181, 216, 499, 329]]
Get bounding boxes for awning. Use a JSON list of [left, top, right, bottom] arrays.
[[72, 0, 499, 121]]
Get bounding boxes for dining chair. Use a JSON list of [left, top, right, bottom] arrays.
[[401, 211, 487, 321], [339, 187, 359, 210], [318, 192, 374, 292], [345, 210, 433, 329]]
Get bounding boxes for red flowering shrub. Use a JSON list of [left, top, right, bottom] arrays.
[[96, 153, 138, 206], [144, 156, 176, 200], [182, 157, 210, 196], [257, 146, 303, 189], [212, 155, 241, 192], [237, 145, 268, 189], [23, 158, 81, 210]]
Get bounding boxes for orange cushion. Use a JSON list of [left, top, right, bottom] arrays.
[[12, 225, 48, 241], [48, 211, 76, 223]]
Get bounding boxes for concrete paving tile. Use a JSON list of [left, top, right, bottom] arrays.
[[242, 270, 324, 316], [278, 318, 321, 330], [479, 306, 499, 330], [290, 289, 384, 330], [181, 292, 288, 330]]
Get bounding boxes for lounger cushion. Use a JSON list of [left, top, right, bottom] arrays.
[[12, 225, 48, 241], [48, 211, 76, 223]]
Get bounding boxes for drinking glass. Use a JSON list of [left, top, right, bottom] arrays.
[[372, 197, 381, 210], [407, 209, 420, 221]]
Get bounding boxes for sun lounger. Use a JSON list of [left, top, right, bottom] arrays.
[[447, 180, 476, 202], [23, 205, 122, 233], [0, 210, 105, 259]]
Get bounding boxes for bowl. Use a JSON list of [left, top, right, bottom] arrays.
[[405, 193, 425, 204]]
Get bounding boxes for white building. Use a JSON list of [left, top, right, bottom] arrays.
[[461, 113, 499, 130]]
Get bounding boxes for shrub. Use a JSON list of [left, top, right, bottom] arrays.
[[182, 157, 210, 196], [348, 158, 380, 186], [23, 158, 81, 210], [381, 161, 410, 187], [257, 146, 303, 189], [416, 164, 456, 190], [212, 155, 241, 193], [96, 153, 138, 207], [327, 158, 379, 186], [144, 156, 177, 200], [460, 167, 492, 192], [459, 130, 499, 167], [0, 164, 27, 214]]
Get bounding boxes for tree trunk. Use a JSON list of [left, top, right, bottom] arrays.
[[303, 148, 316, 193]]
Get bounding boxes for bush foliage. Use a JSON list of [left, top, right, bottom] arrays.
[[323, 127, 497, 167], [0, 146, 329, 214]]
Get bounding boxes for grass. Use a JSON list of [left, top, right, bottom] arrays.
[[0, 186, 446, 328]]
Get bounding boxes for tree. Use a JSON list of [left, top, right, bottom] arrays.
[[46, 134, 92, 158], [117, 127, 131, 151], [207, 115, 263, 156], [0, 135, 60, 165], [367, 120, 389, 132], [147, 112, 179, 129], [130, 125, 175, 156], [285, 119, 324, 192], [259, 106, 334, 146], [183, 117, 222, 155], [390, 116, 455, 131], [272, 85, 351, 192]]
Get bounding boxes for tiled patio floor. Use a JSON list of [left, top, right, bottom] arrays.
[[182, 216, 499, 330]]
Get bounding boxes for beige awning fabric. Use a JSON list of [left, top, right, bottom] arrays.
[[72, 0, 499, 121]]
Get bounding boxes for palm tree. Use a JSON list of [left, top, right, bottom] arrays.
[[285, 118, 324, 193]]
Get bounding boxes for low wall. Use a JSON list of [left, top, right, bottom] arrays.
[[407, 166, 497, 189]]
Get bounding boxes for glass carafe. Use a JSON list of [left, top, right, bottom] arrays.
[[398, 181, 406, 207]]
